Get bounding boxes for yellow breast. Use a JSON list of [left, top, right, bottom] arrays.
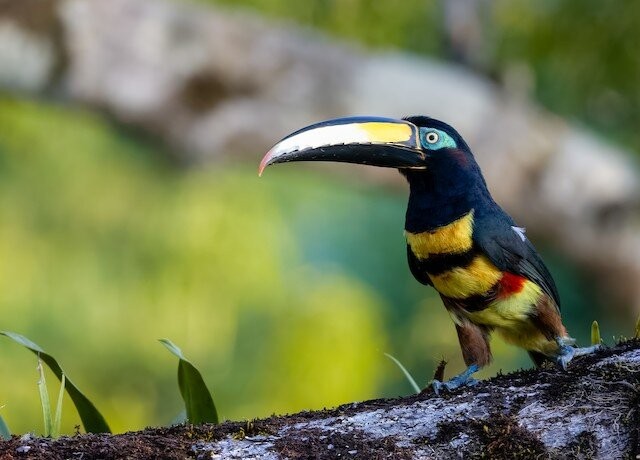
[[406, 211, 502, 299], [405, 211, 557, 354], [465, 280, 557, 353], [429, 254, 503, 298], [466, 280, 542, 327], [405, 211, 474, 258]]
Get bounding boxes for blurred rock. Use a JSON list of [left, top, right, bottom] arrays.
[[0, 0, 639, 313], [0, 0, 60, 92], [0, 21, 53, 91], [57, 0, 355, 157]]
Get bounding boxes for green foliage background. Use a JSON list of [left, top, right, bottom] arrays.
[[0, 0, 635, 434]]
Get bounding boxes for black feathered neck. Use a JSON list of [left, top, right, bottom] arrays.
[[402, 149, 494, 233]]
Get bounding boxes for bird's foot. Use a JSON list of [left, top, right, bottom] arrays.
[[555, 338, 602, 370], [432, 364, 480, 395]]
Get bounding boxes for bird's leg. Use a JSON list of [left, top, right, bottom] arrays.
[[432, 364, 479, 395], [555, 337, 601, 370], [430, 321, 491, 394]]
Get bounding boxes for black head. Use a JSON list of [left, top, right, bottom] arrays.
[[399, 116, 478, 180], [404, 116, 471, 153]]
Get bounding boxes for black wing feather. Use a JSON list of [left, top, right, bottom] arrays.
[[472, 209, 561, 311]]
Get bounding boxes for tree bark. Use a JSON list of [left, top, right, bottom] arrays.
[[1, 341, 638, 459]]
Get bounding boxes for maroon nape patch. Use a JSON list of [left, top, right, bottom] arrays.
[[450, 149, 469, 166], [497, 272, 526, 298]]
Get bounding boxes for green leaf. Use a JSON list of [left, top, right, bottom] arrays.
[[591, 320, 601, 346], [53, 374, 66, 438], [635, 315, 640, 339], [36, 359, 53, 437], [160, 339, 184, 360], [0, 415, 10, 440], [160, 339, 218, 424], [1, 331, 110, 433], [384, 353, 421, 394]]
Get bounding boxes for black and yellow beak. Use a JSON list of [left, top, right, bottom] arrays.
[[259, 116, 425, 176]]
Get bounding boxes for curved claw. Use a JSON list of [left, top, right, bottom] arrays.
[[432, 364, 480, 395]]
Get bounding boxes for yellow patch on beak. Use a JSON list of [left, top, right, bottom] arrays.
[[359, 122, 417, 146]]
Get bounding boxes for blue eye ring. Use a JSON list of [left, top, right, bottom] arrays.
[[419, 128, 457, 149], [424, 131, 439, 144]]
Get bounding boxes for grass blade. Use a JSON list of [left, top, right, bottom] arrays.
[[384, 353, 421, 394], [591, 320, 601, 346], [160, 339, 218, 424], [36, 359, 53, 437], [53, 374, 66, 438], [635, 315, 640, 339], [1, 331, 110, 433], [0, 415, 11, 440]]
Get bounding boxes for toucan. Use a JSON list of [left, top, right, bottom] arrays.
[[259, 116, 599, 392]]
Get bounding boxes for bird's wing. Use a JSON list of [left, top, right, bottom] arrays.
[[472, 212, 561, 310]]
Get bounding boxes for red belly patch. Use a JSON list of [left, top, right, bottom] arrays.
[[497, 272, 526, 298]]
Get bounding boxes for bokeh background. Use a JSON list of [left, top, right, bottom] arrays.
[[0, 0, 639, 434]]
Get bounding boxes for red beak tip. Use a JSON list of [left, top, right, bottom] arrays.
[[258, 158, 269, 177]]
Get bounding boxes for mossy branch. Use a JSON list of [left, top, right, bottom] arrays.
[[2, 340, 639, 459]]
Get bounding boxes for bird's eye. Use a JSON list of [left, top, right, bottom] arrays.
[[425, 132, 439, 144]]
